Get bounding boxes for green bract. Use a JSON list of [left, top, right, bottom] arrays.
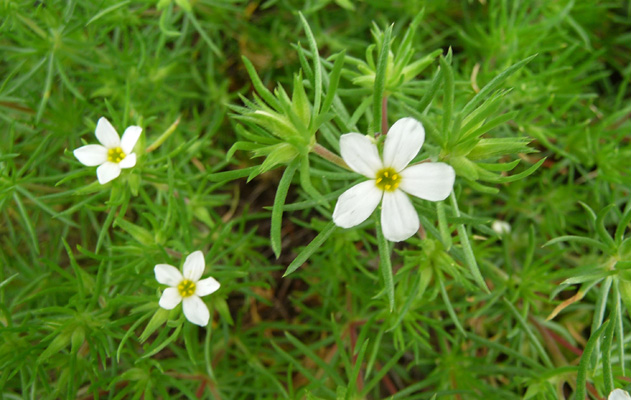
[[347, 15, 441, 94], [231, 61, 317, 178]]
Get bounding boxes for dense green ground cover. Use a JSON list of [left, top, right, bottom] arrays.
[[1, 0, 631, 398]]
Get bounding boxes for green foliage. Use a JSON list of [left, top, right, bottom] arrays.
[[2, 0, 631, 399]]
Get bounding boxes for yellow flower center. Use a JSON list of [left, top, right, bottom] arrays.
[[375, 167, 401, 192], [177, 279, 196, 298], [107, 147, 126, 163]]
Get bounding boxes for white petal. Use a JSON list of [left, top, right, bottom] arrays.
[[159, 287, 182, 310], [154, 264, 183, 286], [118, 152, 136, 169], [73, 145, 107, 166], [95, 117, 121, 148], [381, 190, 420, 242], [609, 389, 631, 400], [96, 162, 121, 184], [183, 251, 205, 282], [339, 133, 383, 177], [383, 117, 425, 171], [399, 162, 455, 201], [121, 125, 142, 154], [182, 296, 210, 326], [332, 180, 382, 228], [196, 276, 220, 297]]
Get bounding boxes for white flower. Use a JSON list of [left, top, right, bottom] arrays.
[[492, 220, 511, 235], [73, 117, 142, 184], [154, 251, 220, 327], [610, 389, 631, 400], [332, 117, 455, 242]]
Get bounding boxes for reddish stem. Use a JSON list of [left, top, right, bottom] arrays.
[[375, 363, 398, 394], [546, 329, 582, 356]]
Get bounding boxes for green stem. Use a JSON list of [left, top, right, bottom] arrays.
[[381, 95, 389, 135], [450, 192, 489, 293], [146, 116, 180, 153], [311, 143, 351, 171]]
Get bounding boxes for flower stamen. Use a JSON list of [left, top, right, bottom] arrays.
[[107, 147, 126, 163], [375, 167, 401, 192], [177, 279, 196, 297]]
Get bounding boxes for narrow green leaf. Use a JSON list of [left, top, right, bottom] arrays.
[[387, 268, 425, 332], [12, 192, 39, 254], [476, 159, 520, 172], [376, 217, 395, 311], [85, 0, 131, 26], [0, 273, 19, 290], [502, 298, 553, 368], [365, 321, 385, 377], [436, 201, 452, 250], [296, 44, 314, 82], [114, 218, 154, 246], [204, 322, 217, 380], [283, 221, 336, 277], [62, 238, 84, 300], [462, 111, 518, 142], [271, 160, 298, 258], [543, 235, 612, 253], [371, 24, 392, 135], [206, 166, 258, 183], [291, 72, 311, 131], [348, 339, 369, 395], [360, 347, 405, 396], [558, 273, 609, 288], [575, 320, 610, 400], [298, 12, 322, 119], [55, 57, 85, 101], [271, 340, 336, 397], [241, 56, 282, 110], [138, 324, 182, 361], [438, 272, 466, 335], [321, 50, 346, 115], [602, 285, 618, 395], [595, 204, 617, 250], [146, 116, 180, 153], [228, 140, 265, 160], [614, 202, 631, 245], [36, 52, 54, 123], [329, 314, 353, 375], [15, 185, 78, 227], [117, 312, 152, 362], [284, 332, 344, 386], [186, 12, 221, 57], [158, 4, 182, 37], [590, 276, 612, 366], [417, 66, 443, 114], [38, 330, 72, 364], [459, 90, 509, 140], [439, 54, 454, 143], [298, 154, 324, 205], [17, 134, 52, 178], [468, 333, 545, 371], [450, 192, 489, 293], [616, 281, 625, 375], [461, 54, 537, 116], [96, 189, 129, 253], [490, 158, 546, 184]]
